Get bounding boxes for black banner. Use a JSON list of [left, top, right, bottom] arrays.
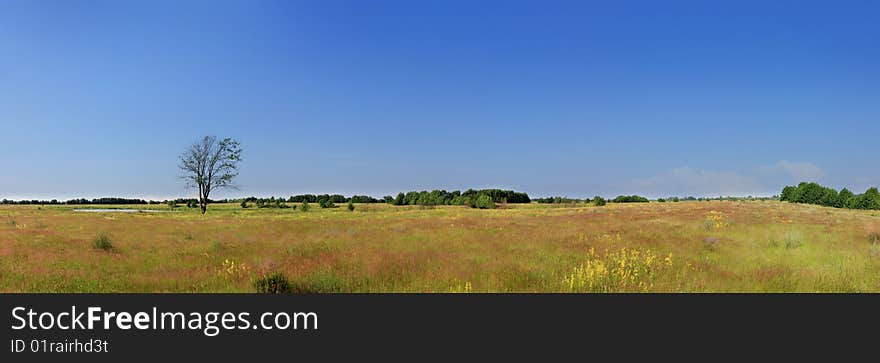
[[0, 294, 873, 361]]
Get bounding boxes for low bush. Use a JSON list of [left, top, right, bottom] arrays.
[[93, 233, 113, 251], [253, 272, 291, 293], [256, 199, 289, 209]]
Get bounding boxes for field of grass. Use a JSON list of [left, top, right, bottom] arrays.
[[1, 201, 879, 292]]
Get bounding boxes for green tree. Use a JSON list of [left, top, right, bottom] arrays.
[[472, 194, 496, 209], [819, 187, 839, 207], [780, 186, 798, 202], [837, 188, 854, 208]]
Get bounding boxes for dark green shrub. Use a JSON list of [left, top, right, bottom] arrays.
[[593, 196, 606, 206], [347, 201, 355, 211], [252, 198, 290, 209], [612, 195, 649, 203], [93, 233, 113, 251], [319, 200, 336, 208], [253, 272, 291, 293], [240, 201, 248, 208], [472, 194, 496, 209], [300, 201, 311, 212]]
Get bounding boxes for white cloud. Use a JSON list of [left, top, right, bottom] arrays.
[[632, 161, 825, 197], [633, 167, 763, 197], [755, 160, 825, 181]]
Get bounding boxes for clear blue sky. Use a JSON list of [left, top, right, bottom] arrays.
[[1, 1, 878, 200]]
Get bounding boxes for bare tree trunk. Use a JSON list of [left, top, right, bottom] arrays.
[[201, 184, 210, 214], [199, 192, 207, 214], [198, 183, 206, 214]]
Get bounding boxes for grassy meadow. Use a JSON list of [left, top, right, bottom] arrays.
[[1, 201, 879, 292]]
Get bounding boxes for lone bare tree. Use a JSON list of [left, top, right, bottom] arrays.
[[179, 136, 242, 214]]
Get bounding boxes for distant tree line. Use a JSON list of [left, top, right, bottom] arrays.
[[386, 189, 530, 208], [534, 195, 649, 204], [535, 196, 591, 204], [0, 197, 227, 206], [666, 196, 777, 202], [0, 192, 785, 207], [1, 197, 151, 205], [0, 189, 529, 209], [238, 189, 529, 210], [780, 182, 880, 210], [532, 195, 780, 204], [349, 195, 382, 203], [236, 194, 382, 209], [286, 194, 348, 203], [611, 195, 650, 203], [286, 194, 382, 204], [534, 196, 609, 206]]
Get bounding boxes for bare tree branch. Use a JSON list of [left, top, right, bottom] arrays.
[[179, 136, 242, 214]]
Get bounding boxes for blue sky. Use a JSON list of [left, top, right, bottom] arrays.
[[1, 1, 878, 200]]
